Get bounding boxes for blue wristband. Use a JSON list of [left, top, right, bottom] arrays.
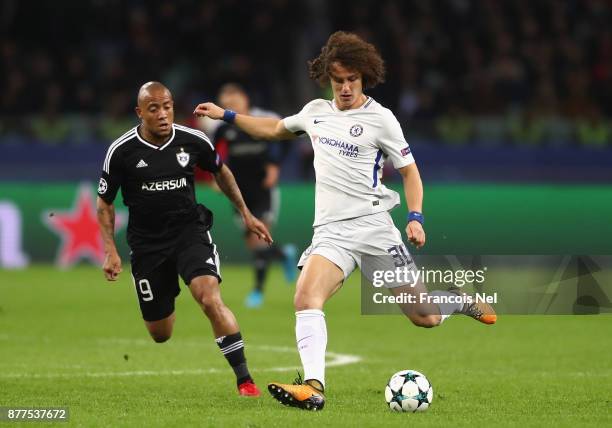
[[222, 109, 236, 123], [407, 211, 424, 225]]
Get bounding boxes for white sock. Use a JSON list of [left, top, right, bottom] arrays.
[[429, 290, 465, 324], [295, 309, 327, 388]]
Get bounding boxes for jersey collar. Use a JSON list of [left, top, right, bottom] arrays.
[[330, 95, 373, 112], [135, 125, 176, 150]]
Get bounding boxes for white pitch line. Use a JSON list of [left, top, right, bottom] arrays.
[[256, 345, 362, 371], [0, 368, 224, 380], [0, 345, 362, 380]]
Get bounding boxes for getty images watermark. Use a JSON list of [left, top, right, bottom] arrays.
[[370, 264, 496, 305], [361, 255, 612, 315]]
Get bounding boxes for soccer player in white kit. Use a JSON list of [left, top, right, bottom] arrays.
[[194, 31, 496, 411]]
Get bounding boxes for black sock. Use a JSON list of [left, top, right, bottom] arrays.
[[253, 248, 270, 292], [216, 332, 252, 385]]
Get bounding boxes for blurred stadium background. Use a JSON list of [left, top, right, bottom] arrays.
[[1, 0, 610, 269]]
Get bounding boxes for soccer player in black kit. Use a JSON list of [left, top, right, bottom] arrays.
[[214, 84, 296, 308], [96, 82, 270, 397]]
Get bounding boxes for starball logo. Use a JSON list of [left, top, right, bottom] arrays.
[[313, 135, 359, 158]]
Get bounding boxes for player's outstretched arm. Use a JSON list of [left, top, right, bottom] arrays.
[[214, 164, 273, 244], [193, 102, 295, 141], [398, 164, 426, 249], [96, 197, 122, 281]]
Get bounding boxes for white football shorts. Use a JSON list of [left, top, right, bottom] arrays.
[[297, 211, 417, 285]]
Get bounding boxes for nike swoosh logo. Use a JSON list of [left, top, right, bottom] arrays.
[[314, 119, 325, 124], [297, 335, 314, 344]]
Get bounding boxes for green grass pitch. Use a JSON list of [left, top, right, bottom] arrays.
[[1, 265, 611, 427]]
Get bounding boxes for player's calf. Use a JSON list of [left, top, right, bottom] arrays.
[[198, 294, 226, 319], [391, 287, 442, 328], [189, 276, 229, 320], [189, 275, 260, 395]]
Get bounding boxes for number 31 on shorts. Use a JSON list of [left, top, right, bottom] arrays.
[[387, 244, 412, 267]]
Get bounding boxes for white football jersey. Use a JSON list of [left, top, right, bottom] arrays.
[[283, 97, 415, 226]]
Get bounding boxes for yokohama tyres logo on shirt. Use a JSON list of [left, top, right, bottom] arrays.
[[141, 177, 188, 191], [314, 135, 360, 158]]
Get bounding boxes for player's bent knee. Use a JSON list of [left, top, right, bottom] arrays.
[[193, 288, 223, 310], [194, 291, 225, 318], [408, 313, 440, 328], [294, 292, 324, 311], [189, 276, 222, 306], [201, 296, 225, 314], [145, 313, 175, 343], [147, 326, 173, 343], [151, 333, 171, 343]]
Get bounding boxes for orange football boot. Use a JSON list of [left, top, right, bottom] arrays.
[[450, 289, 497, 324], [268, 373, 325, 411]]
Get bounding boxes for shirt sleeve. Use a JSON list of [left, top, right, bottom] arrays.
[[378, 111, 415, 169], [98, 146, 124, 204], [282, 105, 309, 134], [196, 134, 223, 173]]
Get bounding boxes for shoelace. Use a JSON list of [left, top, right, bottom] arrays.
[[293, 371, 325, 395], [465, 302, 484, 318], [293, 371, 304, 385]]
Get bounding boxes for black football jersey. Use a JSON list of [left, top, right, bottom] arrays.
[[97, 123, 222, 253]]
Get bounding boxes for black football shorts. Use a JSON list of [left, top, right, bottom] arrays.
[[130, 208, 221, 322]]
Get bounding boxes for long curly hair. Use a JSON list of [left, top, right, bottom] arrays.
[[308, 31, 386, 89]]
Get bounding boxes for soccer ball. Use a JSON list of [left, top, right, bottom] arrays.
[[384, 369, 433, 412]]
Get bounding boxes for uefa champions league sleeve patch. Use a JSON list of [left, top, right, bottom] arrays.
[[97, 178, 108, 195]]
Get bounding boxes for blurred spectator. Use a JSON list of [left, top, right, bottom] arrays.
[[561, 69, 595, 119], [0, 0, 610, 149], [98, 93, 136, 142], [29, 84, 70, 144], [508, 109, 546, 146], [576, 108, 610, 148], [436, 104, 474, 145], [30, 110, 70, 145]]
